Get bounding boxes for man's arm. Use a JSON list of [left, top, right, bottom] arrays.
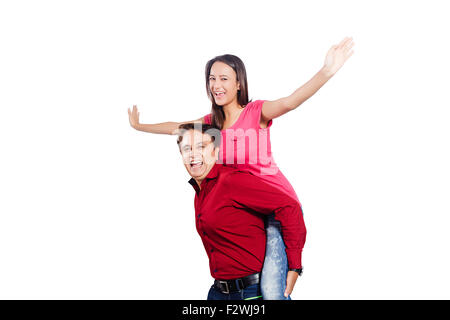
[[227, 172, 307, 270]]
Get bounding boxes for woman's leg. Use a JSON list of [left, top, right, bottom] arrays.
[[260, 214, 291, 300]]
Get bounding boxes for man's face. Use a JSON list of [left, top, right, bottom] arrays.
[[179, 129, 219, 181]]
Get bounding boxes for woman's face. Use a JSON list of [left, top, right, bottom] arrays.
[[208, 61, 240, 106]]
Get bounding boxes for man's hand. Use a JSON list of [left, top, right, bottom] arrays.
[[284, 270, 299, 298], [128, 105, 140, 129]]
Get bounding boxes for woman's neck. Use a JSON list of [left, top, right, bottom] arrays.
[[222, 99, 243, 120]]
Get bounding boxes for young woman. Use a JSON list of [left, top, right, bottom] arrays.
[[128, 37, 354, 299]]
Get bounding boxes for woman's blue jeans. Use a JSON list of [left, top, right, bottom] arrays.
[[260, 213, 291, 300]]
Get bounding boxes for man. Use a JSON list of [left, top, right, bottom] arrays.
[[177, 123, 306, 300]]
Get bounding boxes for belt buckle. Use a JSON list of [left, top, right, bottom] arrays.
[[219, 280, 229, 294]]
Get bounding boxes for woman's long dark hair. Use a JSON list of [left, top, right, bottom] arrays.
[[205, 54, 250, 129]]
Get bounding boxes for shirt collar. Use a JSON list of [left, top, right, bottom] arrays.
[[188, 163, 221, 194]]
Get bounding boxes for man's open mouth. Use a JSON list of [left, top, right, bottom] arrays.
[[190, 160, 203, 168]]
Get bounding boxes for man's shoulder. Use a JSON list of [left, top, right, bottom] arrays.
[[217, 165, 255, 184], [216, 164, 238, 178]]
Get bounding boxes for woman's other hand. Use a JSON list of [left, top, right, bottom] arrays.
[[128, 105, 140, 129]]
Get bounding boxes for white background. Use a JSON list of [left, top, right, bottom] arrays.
[[1, 0, 449, 299]]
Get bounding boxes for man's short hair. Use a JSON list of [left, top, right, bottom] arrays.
[[177, 123, 222, 148]]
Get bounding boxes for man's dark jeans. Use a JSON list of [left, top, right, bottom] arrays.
[[207, 283, 262, 300]]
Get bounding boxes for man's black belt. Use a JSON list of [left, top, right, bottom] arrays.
[[214, 273, 260, 294]]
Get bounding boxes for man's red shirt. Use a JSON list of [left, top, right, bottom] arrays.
[[189, 163, 306, 280]]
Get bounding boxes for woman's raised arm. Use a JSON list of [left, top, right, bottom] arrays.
[[128, 105, 204, 135], [260, 37, 354, 125]]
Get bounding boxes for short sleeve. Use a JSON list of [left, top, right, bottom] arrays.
[[246, 100, 272, 129], [203, 113, 212, 124]]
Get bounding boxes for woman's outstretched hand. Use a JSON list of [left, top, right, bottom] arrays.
[[128, 105, 140, 129], [323, 36, 354, 77]]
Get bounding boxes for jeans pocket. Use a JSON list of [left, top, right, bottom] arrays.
[[241, 284, 263, 300]]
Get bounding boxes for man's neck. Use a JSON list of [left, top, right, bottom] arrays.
[[192, 162, 218, 190], [194, 178, 203, 190]]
